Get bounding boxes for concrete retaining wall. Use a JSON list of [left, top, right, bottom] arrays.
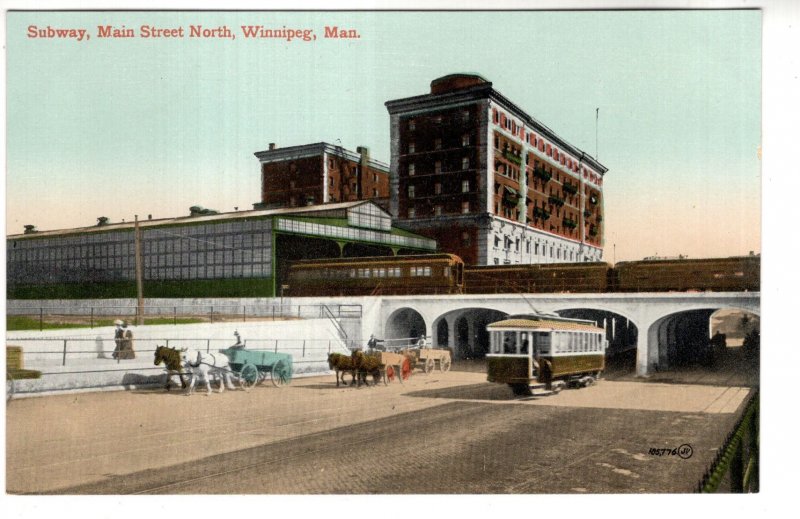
[[7, 319, 349, 396]]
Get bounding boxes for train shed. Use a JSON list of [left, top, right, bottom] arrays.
[[6, 201, 436, 299]]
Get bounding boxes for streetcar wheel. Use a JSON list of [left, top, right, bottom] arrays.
[[439, 356, 452, 373], [239, 363, 259, 388], [509, 383, 532, 397], [6, 372, 15, 403], [401, 358, 413, 381], [270, 360, 290, 387], [423, 358, 435, 374]]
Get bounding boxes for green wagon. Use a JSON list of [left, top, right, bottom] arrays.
[[219, 347, 293, 388]]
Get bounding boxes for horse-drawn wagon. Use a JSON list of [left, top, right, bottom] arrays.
[[220, 347, 293, 388], [405, 347, 452, 374], [376, 350, 415, 383]]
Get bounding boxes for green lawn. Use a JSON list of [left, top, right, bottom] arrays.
[[6, 315, 204, 331]]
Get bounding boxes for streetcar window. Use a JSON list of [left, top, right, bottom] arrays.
[[503, 332, 516, 354], [520, 332, 529, 354], [534, 332, 551, 354]]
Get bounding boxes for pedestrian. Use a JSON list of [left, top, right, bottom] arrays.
[[112, 320, 124, 359], [119, 321, 135, 359], [417, 334, 427, 348]]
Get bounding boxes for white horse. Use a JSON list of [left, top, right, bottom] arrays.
[[180, 349, 239, 395]]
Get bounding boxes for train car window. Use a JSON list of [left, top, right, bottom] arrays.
[[349, 269, 356, 278], [444, 266, 451, 278], [424, 266, 432, 276]]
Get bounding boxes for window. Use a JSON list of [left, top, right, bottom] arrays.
[[462, 134, 470, 146], [462, 231, 471, 246], [434, 205, 442, 216], [435, 183, 442, 195], [434, 115, 442, 124], [408, 207, 415, 218], [434, 138, 442, 150], [462, 157, 470, 170], [435, 161, 442, 174], [409, 119, 416, 131], [408, 185, 415, 198], [409, 143, 415, 154], [461, 201, 470, 214], [373, 188, 378, 197], [408, 163, 415, 176], [373, 173, 378, 182], [462, 180, 470, 193], [462, 110, 470, 122]]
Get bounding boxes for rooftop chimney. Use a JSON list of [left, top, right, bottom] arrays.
[[269, 143, 276, 150], [23, 225, 38, 234]]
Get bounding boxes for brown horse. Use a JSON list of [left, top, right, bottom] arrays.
[[351, 350, 383, 387], [328, 353, 358, 387], [153, 345, 188, 391]]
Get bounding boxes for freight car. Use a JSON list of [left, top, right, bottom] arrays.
[[284, 254, 464, 296], [464, 262, 612, 294], [613, 256, 760, 292]]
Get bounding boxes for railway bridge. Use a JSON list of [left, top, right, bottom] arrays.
[[375, 292, 760, 377]]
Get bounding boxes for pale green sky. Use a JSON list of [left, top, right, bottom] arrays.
[[5, 10, 761, 261]]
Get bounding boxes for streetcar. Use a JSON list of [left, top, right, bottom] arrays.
[[485, 313, 607, 396]]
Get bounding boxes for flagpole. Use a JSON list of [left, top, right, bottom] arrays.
[[595, 107, 599, 160]]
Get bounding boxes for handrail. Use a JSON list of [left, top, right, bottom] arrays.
[[321, 305, 347, 341]]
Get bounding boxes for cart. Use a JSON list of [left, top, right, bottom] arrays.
[[219, 347, 293, 388], [375, 350, 414, 383], [408, 347, 452, 374]]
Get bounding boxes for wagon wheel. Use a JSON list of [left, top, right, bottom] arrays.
[[386, 365, 396, 383], [270, 360, 290, 387], [423, 357, 435, 374], [239, 363, 259, 389], [401, 358, 413, 380], [439, 356, 452, 373]]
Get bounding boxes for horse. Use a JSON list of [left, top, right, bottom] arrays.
[[180, 349, 240, 395], [328, 353, 357, 387], [153, 345, 189, 391], [351, 350, 383, 387]]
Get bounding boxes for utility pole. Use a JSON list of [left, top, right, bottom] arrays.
[[134, 214, 144, 325]]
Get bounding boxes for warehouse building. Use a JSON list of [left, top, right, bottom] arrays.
[[6, 201, 435, 299]]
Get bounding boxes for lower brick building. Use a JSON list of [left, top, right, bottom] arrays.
[[254, 142, 390, 212]]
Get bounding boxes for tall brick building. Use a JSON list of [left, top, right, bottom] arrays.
[[254, 142, 390, 211], [385, 74, 607, 265]]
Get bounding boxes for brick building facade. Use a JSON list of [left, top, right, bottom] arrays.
[[254, 142, 390, 211], [385, 74, 607, 266]]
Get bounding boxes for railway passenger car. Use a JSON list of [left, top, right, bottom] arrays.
[[284, 254, 464, 296], [613, 256, 760, 293], [485, 313, 607, 396], [464, 262, 612, 294]]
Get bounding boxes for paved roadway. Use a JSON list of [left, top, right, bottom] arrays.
[[6, 359, 755, 494]]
